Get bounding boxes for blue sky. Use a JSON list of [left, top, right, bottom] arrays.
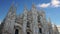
[[0, 0, 60, 26]]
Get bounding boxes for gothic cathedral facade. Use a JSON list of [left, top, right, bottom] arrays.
[[0, 4, 59, 34]]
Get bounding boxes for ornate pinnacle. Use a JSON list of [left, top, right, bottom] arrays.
[[8, 2, 16, 15], [24, 4, 27, 10], [54, 24, 57, 28], [48, 17, 51, 23], [48, 17, 52, 26], [23, 4, 28, 14], [10, 2, 15, 8], [53, 24, 58, 31], [32, 3, 36, 9]]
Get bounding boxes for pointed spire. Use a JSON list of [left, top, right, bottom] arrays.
[[10, 2, 15, 10], [24, 4, 27, 10], [10, 2, 16, 13], [23, 4, 28, 15], [48, 17, 51, 23], [48, 17, 52, 26], [6, 2, 16, 18], [32, 3, 36, 9], [41, 10, 45, 18], [8, 4, 14, 13], [54, 24, 57, 29], [53, 24, 58, 31]]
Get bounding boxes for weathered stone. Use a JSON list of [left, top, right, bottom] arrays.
[[0, 4, 59, 34]]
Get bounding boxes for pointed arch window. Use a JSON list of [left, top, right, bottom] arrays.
[[27, 21, 30, 28], [39, 28, 42, 33], [38, 16, 41, 23]]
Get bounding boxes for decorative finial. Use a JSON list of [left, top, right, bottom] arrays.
[[15, 2, 18, 10], [9, 2, 17, 13], [47, 17, 52, 25], [53, 24, 58, 30], [32, 3, 36, 9], [48, 17, 51, 23], [11, 1, 15, 7], [24, 4, 27, 10]]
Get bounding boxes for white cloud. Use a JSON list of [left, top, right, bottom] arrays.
[[51, 0, 60, 7], [37, 3, 50, 8], [37, 0, 60, 8], [57, 25, 60, 27]]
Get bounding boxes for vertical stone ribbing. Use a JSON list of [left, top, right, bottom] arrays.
[[32, 4, 38, 34], [40, 11, 47, 34], [48, 18, 53, 34], [22, 5, 28, 34]]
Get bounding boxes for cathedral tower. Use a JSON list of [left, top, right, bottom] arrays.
[[2, 3, 16, 34], [22, 5, 28, 34], [31, 3, 39, 34]]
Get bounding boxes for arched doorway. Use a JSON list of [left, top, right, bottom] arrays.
[[27, 32, 30, 34], [15, 29, 19, 34]]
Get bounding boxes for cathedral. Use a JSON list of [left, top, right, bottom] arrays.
[[0, 4, 59, 34]]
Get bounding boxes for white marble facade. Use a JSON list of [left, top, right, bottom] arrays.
[[1, 4, 59, 34]]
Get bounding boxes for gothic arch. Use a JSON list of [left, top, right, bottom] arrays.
[[15, 29, 19, 34], [14, 23, 22, 34]]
